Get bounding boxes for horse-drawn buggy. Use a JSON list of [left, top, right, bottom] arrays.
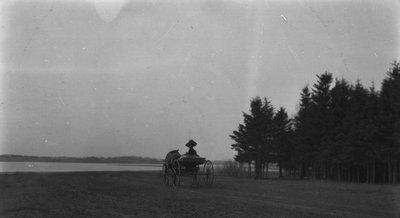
[[162, 140, 214, 186]]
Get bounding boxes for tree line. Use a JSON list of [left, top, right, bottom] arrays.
[[230, 62, 400, 184], [0, 154, 162, 164]]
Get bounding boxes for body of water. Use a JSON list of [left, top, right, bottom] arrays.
[[0, 161, 161, 173]]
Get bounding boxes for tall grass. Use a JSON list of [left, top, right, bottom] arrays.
[[215, 161, 281, 179], [215, 161, 249, 177]]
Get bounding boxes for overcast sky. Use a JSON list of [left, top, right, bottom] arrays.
[[0, 0, 398, 160]]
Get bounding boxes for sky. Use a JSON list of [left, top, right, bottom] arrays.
[[0, 0, 398, 160]]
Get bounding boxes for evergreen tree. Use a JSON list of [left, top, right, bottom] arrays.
[[230, 97, 275, 179], [294, 86, 314, 179], [364, 85, 382, 183], [342, 82, 371, 181], [324, 78, 352, 180], [311, 72, 333, 178], [259, 98, 276, 177], [273, 107, 290, 178], [230, 123, 252, 166], [380, 61, 400, 183], [229, 61, 400, 184]]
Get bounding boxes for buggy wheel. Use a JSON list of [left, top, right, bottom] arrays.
[[203, 160, 214, 186]]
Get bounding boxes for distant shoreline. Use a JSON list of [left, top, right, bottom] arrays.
[[0, 154, 163, 164]]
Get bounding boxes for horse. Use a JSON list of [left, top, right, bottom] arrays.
[[164, 149, 181, 172]]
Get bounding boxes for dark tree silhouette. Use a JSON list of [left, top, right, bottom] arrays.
[[230, 97, 275, 179], [323, 78, 351, 181], [311, 72, 333, 179], [294, 86, 314, 179], [229, 61, 400, 184], [273, 107, 290, 178], [380, 61, 400, 184]]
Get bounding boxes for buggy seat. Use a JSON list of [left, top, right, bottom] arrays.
[[178, 155, 206, 172], [178, 154, 206, 165]]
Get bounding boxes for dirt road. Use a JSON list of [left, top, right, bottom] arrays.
[[0, 171, 398, 217]]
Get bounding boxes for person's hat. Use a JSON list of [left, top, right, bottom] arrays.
[[185, 139, 197, 148]]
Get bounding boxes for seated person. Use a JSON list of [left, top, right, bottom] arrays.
[[185, 139, 199, 156]]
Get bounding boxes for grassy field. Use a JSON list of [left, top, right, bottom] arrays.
[[0, 171, 399, 217]]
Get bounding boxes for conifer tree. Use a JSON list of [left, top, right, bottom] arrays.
[[380, 62, 400, 183], [294, 86, 314, 178], [324, 78, 352, 180], [273, 107, 290, 178], [311, 72, 333, 178], [230, 97, 275, 179]]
